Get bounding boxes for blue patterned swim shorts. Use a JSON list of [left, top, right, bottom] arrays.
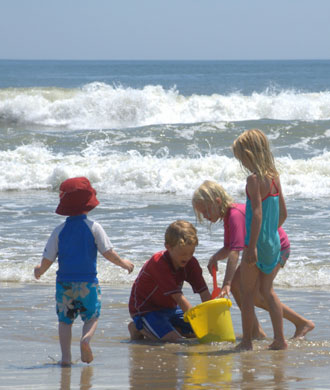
[[56, 282, 101, 324]]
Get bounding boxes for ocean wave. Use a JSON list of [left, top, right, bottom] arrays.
[[1, 259, 329, 288], [1, 83, 330, 129], [1, 143, 330, 198]]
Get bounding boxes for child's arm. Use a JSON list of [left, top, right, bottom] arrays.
[[102, 249, 134, 273], [276, 176, 287, 227], [199, 289, 211, 302], [245, 174, 262, 265], [221, 250, 240, 296], [207, 247, 230, 274], [171, 292, 193, 313], [208, 248, 239, 297], [34, 258, 53, 279]]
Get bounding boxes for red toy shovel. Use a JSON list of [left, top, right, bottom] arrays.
[[211, 265, 221, 299]]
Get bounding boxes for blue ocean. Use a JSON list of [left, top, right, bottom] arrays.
[[1, 59, 330, 288]]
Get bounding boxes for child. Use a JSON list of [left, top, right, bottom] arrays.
[[192, 180, 314, 340], [231, 128, 289, 350], [128, 220, 211, 342], [34, 177, 134, 366]]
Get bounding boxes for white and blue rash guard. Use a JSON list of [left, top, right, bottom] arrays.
[[43, 214, 113, 283]]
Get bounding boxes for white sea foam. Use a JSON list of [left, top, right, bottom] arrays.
[[1, 83, 330, 129], [1, 142, 330, 198], [274, 261, 330, 288], [1, 256, 329, 288]]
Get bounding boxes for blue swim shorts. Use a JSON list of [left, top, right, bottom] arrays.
[[279, 247, 290, 268], [56, 282, 101, 324], [133, 307, 193, 339]]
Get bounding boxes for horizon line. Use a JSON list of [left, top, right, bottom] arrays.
[[1, 58, 330, 62]]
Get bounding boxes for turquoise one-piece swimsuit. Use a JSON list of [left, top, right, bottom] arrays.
[[245, 179, 281, 274]]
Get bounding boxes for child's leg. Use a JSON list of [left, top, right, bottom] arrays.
[[282, 304, 315, 338], [58, 321, 73, 366], [136, 324, 182, 342], [133, 309, 187, 343], [142, 322, 184, 342], [128, 321, 145, 340], [254, 287, 315, 338], [160, 330, 185, 342], [254, 264, 314, 338], [78, 282, 101, 363], [231, 266, 267, 340], [81, 318, 98, 364], [259, 270, 287, 350], [235, 258, 259, 351]]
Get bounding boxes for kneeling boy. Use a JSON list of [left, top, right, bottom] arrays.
[[128, 220, 211, 342]]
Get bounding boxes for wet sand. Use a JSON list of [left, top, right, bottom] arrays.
[[1, 283, 329, 389]]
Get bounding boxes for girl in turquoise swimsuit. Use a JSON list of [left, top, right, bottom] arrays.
[[232, 129, 288, 351]]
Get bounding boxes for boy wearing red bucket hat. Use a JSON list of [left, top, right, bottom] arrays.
[[128, 220, 211, 342], [34, 177, 134, 366]]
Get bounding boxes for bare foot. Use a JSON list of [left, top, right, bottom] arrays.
[[128, 321, 144, 340], [81, 340, 93, 364], [235, 340, 253, 351], [293, 320, 315, 339], [268, 340, 288, 350], [252, 328, 267, 340]]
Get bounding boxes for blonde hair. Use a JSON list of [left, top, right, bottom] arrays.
[[165, 220, 198, 247], [192, 180, 233, 223], [232, 129, 278, 178]]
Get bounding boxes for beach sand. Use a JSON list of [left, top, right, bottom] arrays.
[[1, 283, 329, 390]]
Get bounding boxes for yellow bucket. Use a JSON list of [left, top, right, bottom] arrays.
[[184, 298, 236, 343]]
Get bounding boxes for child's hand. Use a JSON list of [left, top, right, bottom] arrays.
[[103, 249, 134, 273], [34, 265, 42, 279], [34, 258, 53, 279], [244, 247, 258, 266], [122, 259, 134, 274], [220, 285, 231, 298]]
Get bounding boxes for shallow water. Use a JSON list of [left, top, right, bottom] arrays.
[[1, 283, 329, 390]]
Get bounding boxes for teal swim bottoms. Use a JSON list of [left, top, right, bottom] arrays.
[[56, 282, 101, 324]]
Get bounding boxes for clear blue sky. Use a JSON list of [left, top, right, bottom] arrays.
[[1, 0, 330, 60]]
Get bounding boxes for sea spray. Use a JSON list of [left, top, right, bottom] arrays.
[[1, 84, 330, 130]]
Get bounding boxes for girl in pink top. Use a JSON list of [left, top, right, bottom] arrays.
[[192, 180, 314, 341]]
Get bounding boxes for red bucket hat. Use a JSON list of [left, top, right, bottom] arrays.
[[55, 177, 99, 216]]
